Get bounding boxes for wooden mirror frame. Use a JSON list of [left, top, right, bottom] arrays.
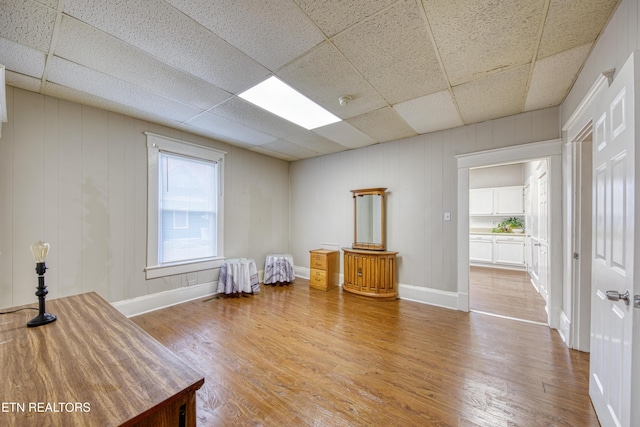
[[351, 188, 386, 251]]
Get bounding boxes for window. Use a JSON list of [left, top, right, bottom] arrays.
[[146, 132, 225, 279]]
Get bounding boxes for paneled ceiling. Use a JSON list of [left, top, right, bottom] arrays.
[[1, 0, 620, 160]]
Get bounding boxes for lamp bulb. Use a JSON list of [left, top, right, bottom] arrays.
[[31, 241, 50, 263]]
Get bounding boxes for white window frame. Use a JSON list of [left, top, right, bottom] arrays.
[[145, 132, 225, 279]]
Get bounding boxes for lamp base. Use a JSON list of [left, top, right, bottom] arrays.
[[27, 312, 57, 327]]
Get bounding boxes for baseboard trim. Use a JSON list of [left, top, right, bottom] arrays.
[[558, 311, 571, 345], [111, 281, 218, 318], [297, 266, 459, 310], [295, 266, 310, 280], [398, 284, 458, 310]]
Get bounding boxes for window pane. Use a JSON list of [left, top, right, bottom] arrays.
[[159, 152, 217, 264]]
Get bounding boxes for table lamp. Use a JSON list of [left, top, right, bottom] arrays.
[[27, 241, 57, 327]]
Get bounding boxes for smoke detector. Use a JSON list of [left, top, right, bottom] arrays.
[[338, 96, 352, 106]]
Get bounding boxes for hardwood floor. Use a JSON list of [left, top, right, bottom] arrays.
[[132, 280, 598, 426], [469, 266, 548, 324]]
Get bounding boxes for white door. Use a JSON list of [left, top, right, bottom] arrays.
[[536, 163, 549, 303], [589, 53, 637, 427]]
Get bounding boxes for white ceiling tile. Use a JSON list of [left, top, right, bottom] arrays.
[[393, 90, 463, 134], [453, 65, 529, 124], [33, 0, 57, 8], [1, 0, 56, 51], [525, 44, 592, 112], [63, 0, 269, 93], [277, 42, 387, 119], [247, 146, 299, 162], [294, 0, 398, 37], [42, 81, 184, 128], [3, 0, 621, 160], [55, 16, 231, 111], [538, 0, 619, 59], [332, 0, 446, 104], [424, 0, 543, 86], [210, 97, 302, 139], [261, 139, 319, 159], [0, 37, 46, 78], [183, 111, 278, 147], [47, 57, 203, 122], [312, 120, 377, 149], [283, 129, 347, 155], [347, 107, 417, 143], [6, 70, 42, 92], [165, 0, 325, 70]]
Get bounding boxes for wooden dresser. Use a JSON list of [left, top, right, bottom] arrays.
[[309, 249, 339, 291], [342, 248, 398, 300], [0, 292, 204, 426]]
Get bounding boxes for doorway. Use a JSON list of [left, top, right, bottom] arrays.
[[456, 139, 563, 330], [468, 161, 549, 324]]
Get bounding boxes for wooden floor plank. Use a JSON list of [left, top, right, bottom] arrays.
[[132, 280, 598, 427], [469, 266, 548, 323]]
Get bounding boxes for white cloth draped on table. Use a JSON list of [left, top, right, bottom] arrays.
[[217, 258, 259, 295], [264, 254, 295, 285]]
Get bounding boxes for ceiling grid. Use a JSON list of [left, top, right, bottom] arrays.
[[0, 0, 621, 160]]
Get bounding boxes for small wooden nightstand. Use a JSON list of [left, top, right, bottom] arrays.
[[309, 249, 339, 291]]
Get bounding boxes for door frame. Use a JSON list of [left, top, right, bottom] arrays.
[[564, 123, 593, 352], [456, 139, 563, 329], [561, 69, 615, 349]]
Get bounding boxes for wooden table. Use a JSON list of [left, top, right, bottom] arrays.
[[217, 258, 259, 295], [263, 254, 295, 285], [0, 292, 204, 426]]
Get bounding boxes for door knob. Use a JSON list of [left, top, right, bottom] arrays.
[[606, 290, 630, 305]]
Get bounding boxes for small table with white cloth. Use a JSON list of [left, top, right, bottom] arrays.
[[217, 258, 260, 296], [263, 253, 295, 285]]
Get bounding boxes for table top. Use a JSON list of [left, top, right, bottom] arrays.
[[266, 253, 293, 259], [0, 292, 204, 426]]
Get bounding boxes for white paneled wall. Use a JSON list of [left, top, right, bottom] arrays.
[[562, 0, 640, 125], [290, 107, 560, 294], [0, 87, 290, 309]]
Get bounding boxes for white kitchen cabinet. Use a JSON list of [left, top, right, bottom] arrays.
[[469, 188, 494, 215], [494, 187, 524, 215], [469, 235, 493, 263], [469, 186, 524, 215], [494, 236, 525, 265], [469, 233, 525, 269]]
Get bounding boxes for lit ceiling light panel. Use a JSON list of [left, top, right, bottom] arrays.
[[238, 76, 341, 130]]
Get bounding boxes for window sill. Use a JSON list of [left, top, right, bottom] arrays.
[[145, 258, 224, 280]]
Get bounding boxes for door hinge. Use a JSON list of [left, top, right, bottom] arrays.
[[573, 252, 579, 260], [634, 294, 640, 309]]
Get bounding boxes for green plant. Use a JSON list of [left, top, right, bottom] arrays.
[[505, 217, 524, 229], [491, 217, 524, 233]]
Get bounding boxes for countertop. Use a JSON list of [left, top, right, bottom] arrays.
[[470, 228, 528, 236]]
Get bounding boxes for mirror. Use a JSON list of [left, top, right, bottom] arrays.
[[351, 188, 386, 250]]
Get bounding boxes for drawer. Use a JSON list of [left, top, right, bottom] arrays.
[[310, 254, 327, 269], [469, 234, 492, 241], [494, 235, 525, 242], [310, 268, 327, 285]]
